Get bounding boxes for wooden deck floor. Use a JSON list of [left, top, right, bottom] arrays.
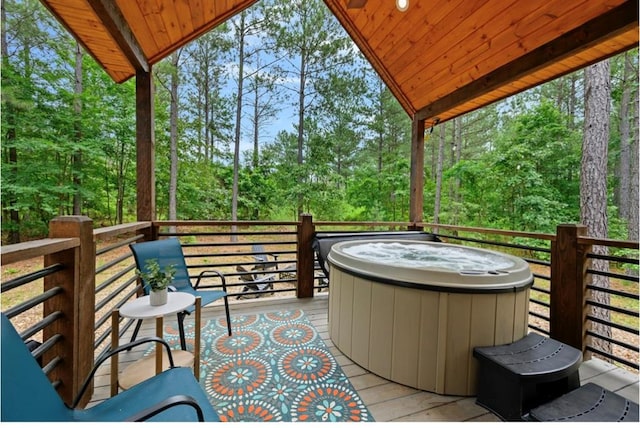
[[92, 293, 639, 422]]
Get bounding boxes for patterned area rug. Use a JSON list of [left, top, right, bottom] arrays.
[[150, 309, 374, 422]]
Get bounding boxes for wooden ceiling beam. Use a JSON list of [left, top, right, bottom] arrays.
[[347, 0, 368, 8], [87, 0, 149, 73], [415, 0, 638, 122]]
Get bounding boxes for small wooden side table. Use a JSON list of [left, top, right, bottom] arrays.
[[110, 292, 201, 395]]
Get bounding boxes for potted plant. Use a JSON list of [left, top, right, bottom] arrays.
[[137, 259, 176, 306]]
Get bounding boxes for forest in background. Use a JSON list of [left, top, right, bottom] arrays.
[[1, 0, 638, 244]]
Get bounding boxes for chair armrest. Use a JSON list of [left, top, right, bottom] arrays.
[[194, 269, 227, 292], [72, 336, 176, 408], [125, 394, 205, 422]]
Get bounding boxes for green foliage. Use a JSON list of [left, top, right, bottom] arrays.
[[1, 0, 636, 243], [136, 259, 176, 291]]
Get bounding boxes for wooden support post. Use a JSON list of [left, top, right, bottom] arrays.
[[409, 117, 425, 224], [136, 69, 155, 222], [45, 215, 95, 407], [297, 214, 315, 298], [550, 224, 590, 353]]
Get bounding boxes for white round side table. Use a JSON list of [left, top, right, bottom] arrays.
[[110, 292, 201, 393]]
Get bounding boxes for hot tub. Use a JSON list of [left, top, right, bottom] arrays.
[[327, 240, 533, 396]]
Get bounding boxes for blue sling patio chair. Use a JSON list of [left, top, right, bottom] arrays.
[[129, 238, 232, 350], [0, 313, 219, 422]]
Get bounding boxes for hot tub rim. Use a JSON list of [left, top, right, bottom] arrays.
[[327, 239, 534, 293], [328, 264, 534, 294]]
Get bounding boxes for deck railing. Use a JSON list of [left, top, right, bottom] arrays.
[[1, 215, 638, 406]]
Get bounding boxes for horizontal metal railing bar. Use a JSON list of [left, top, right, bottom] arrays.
[[185, 242, 298, 250], [185, 262, 297, 273], [586, 269, 639, 282], [586, 315, 639, 335], [95, 278, 139, 313], [156, 220, 299, 227], [313, 221, 413, 228], [95, 287, 140, 333], [183, 250, 298, 260], [42, 355, 62, 377], [578, 235, 639, 249], [96, 234, 143, 257], [530, 285, 550, 294], [233, 268, 302, 280], [20, 312, 63, 342], [528, 324, 549, 334], [95, 252, 133, 275], [587, 284, 639, 300], [160, 231, 297, 237], [174, 241, 293, 249], [1, 263, 65, 293], [585, 345, 638, 370], [525, 258, 551, 267], [420, 222, 557, 241], [529, 298, 550, 308], [95, 263, 136, 294], [533, 273, 551, 281], [587, 252, 639, 265], [434, 233, 551, 254], [586, 299, 639, 318], [35, 333, 62, 366], [529, 311, 550, 322], [587, 330, 640, 353], [229, 287, 297, 299], [95, 318, 137, 355], [4, 287, 63, 319]]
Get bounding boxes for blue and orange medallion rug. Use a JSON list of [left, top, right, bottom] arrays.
[[153, 309, 374, 422]]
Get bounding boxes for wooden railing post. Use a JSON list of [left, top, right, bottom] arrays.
[[297, 214, 315, 298], [45, 215, 96, 406], [550, 224, 590, 353]]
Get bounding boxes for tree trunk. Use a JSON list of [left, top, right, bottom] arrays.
[[581, 60, 611, 359], [616, 52, 632, 220], [252, 77, 259, 170], [1, 2, 20, 243], [433, 124, 446, 231], [231, 12, 245, 240], [168, 51, 179, 234], [628, 89, 639, 244], [452, 117, 462, 224], [72, 43, 83, 215], [297, 48, 306, 217]]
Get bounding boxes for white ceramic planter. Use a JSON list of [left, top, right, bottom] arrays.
[[149, 288, 168, 306]]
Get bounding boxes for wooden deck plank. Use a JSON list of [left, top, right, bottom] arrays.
[[367, 391, 467, 421], [392, 397, 495, 422], [90, 293, 639, 421]]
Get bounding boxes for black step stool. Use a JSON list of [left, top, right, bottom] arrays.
[[473, 333, 582, 421], [527, 382, 639, 422]]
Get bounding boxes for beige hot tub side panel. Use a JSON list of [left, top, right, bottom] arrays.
[[351, 276, 372, 367], [390, 287, 422, 387], [337, 270, 354, 356], [328, 267, 530, 396]]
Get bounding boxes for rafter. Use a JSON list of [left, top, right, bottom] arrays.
[[347, 0, 367, 8], [87, 0, 149, 73], [415, 0, 638, 122]]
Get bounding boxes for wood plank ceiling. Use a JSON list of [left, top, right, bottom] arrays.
[[40, 0, 638, 127]]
